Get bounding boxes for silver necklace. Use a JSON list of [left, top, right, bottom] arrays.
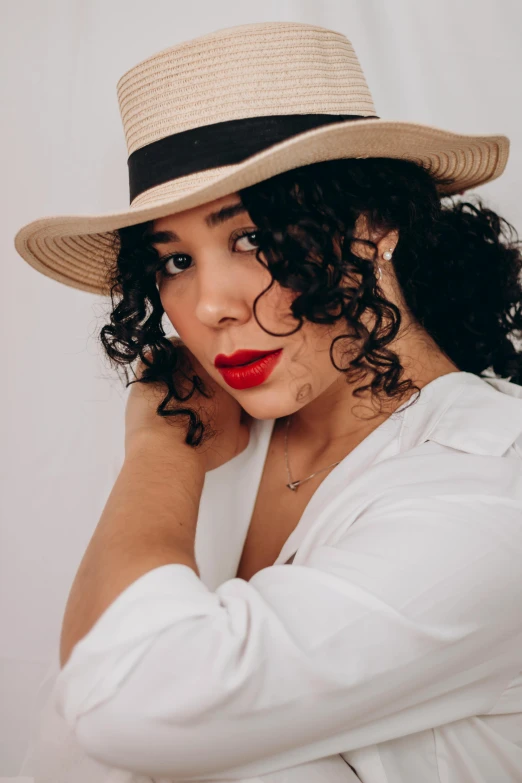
[[284, 416, 342, 491]]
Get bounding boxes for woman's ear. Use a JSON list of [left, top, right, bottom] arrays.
[[376, 229, 399, 258], [352, 215, 399, 260], [350, 214, 375, 260]]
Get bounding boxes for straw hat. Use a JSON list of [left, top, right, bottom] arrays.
[[14, 20, 510, 297]]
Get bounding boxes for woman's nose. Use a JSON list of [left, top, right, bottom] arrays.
[[194, 265, 252, 328]]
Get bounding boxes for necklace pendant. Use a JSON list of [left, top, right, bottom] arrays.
[[286, 480, 300, 491]]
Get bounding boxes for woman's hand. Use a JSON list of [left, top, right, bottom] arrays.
[[124, 336, 250, 472]]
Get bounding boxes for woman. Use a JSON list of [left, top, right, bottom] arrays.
[[14, 20, 522, 783]]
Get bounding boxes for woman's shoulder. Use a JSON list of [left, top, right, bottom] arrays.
[[318, 374, 522, 533], [397, 371, 522, 461], [370, 383, 522, 507]]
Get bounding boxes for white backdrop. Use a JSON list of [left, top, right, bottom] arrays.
[[2, 0, 521, 776]]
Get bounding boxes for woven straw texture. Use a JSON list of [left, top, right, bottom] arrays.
[[117, 22, 377, 157], [14, 21, 510, 297]]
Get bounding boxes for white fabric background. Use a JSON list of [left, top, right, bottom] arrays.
[[1, 0, 521, 776]]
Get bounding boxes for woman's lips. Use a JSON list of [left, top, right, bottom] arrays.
[[214, 348, 281, 368], [216, 349, 283, 390]]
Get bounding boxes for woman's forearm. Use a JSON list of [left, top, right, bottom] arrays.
[[59, 433, 206, 669]]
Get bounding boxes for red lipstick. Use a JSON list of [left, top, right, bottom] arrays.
[[215, 349, 283, 390], [215, 349, 282, 367]]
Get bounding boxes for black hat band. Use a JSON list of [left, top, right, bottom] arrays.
[[128, 113, 380, 203]]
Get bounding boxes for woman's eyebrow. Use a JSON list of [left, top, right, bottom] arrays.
[[145, 201, 248, 245]]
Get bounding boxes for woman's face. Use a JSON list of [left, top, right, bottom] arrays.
[[149, 193, 378, 421]]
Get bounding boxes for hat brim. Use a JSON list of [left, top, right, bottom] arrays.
[[14, 118, 509, 296]]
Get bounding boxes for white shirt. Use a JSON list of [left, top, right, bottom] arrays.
[[20, 371, 522, 783]]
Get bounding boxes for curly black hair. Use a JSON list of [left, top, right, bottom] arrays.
[[99, 157, 522, 448]]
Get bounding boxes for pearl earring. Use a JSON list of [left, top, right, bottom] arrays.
[[377, 249, 393, 280]]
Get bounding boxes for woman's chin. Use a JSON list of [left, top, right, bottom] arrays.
[[239, 401, 296, 422]]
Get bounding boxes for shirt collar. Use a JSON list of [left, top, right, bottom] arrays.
[[399, 371, 522, 457]]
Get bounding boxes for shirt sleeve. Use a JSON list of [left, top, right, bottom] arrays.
[[54, 489, 522, 782]]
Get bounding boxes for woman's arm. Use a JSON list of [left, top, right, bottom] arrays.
[[59, 339, 237, 668], [59, 432, 205, 669]]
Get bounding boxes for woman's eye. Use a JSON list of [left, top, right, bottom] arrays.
[[157, 231, 260, 279], [158, 254, 192, 277], [233, 230, 260, 252]]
